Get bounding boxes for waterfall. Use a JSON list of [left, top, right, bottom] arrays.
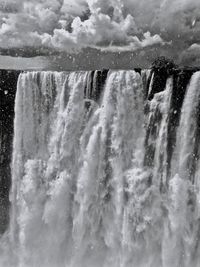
[[1, 69, 200, 267]]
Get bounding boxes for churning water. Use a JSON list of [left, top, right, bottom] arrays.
[[1, 69, 200, 267]]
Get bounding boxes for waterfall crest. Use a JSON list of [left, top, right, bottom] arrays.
[[1, 70, 200, 267]]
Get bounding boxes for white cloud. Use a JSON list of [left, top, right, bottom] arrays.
[[92, 32, 164, 52], [188, 43, 200, 51], [45, 3, 161, 53], [0, 0, 199, 57], [153, 0, 200, 38], [61, 0, 87, 17]]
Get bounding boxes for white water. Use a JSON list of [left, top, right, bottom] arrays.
[[1, 70, 200, 267]]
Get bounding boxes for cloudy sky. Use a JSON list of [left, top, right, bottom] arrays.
[[0, 0, 200, 69]]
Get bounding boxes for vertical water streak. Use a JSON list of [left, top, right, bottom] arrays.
[[10, 71, 89, 266], [144, 76, 173, 189], [5, 68, 200, 267], [9, 69, 147, 267], [162, 71, 200, 267], [72, 70, 145, 267]]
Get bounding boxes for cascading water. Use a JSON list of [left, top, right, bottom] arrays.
[[1, 69, 200, 267]]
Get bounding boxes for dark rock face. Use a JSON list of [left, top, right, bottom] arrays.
[[147, 70, 168, 101], [143, 66, 200, 191], [147, 57, 177, 101], [0, 70, 20, 233], [84, 69, 109, 101]]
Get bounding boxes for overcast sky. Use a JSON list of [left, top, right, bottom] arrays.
[[0, 0, 200, 68]]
